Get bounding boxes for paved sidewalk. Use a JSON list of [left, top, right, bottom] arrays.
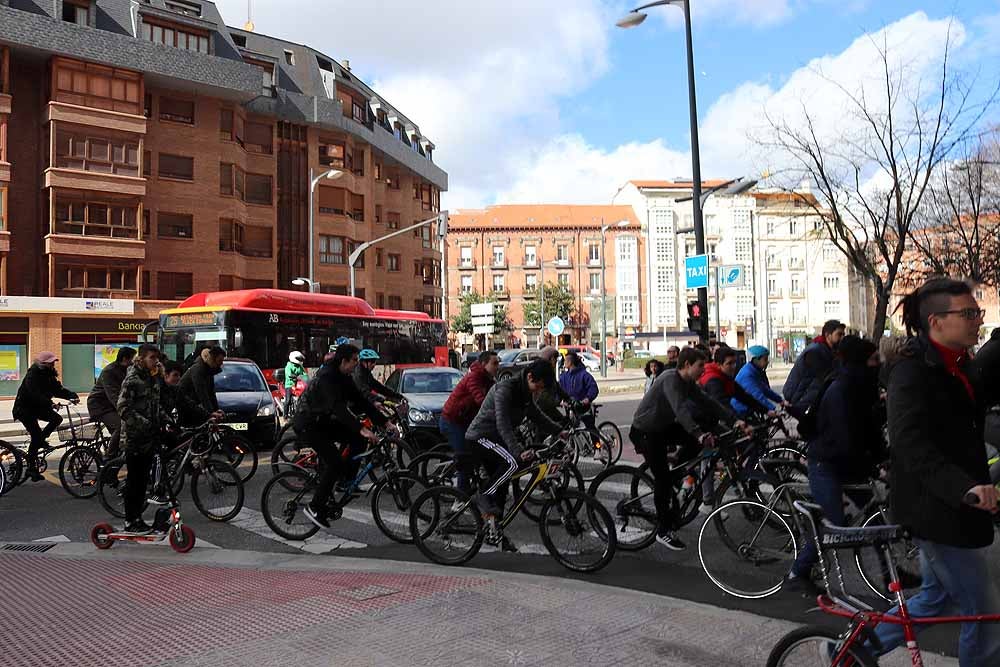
[[2, 543, 954, 666]]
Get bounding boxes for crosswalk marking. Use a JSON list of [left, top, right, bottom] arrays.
[[229, 507, 367, 553]]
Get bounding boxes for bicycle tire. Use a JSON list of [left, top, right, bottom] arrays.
[[217, 431, 258, 483], [371, 473, 429, 544], [190, 458, 244, 522], [539, 489, 617, 573], [59, 445, 103, 499], [270, 429, 314, 477], [855, 510, 922, 604], [597, 421, 623, 465], [97, 457, 144, 519], [765, 625, 878, 667], [389, 436, 418, 470], [513, 464, 584, 524], [409, 485, 484, 566], [698, 500, 797, 599], [0, 463, 6, 496], [260, 469, 320, 540], [572, 429, 610, 481], [588, 464, 657, 551], [0, 440, 25, 494], [406, 450, 456, 486]]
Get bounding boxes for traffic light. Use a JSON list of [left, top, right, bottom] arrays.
[[687, 301, 705, 333]]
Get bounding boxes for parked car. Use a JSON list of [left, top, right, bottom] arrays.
[[559, 344, 614, 364], [496, 348, 549, 381], [213, 358, 279, 450], [384, 366, 465, 450], [460, 351, 481, 369]]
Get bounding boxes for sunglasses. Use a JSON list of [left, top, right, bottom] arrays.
[[935, 308, 986, 321]]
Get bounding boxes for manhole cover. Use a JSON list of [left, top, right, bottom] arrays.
[[337, 585, 401, 601], [1, 543, 57, 553]]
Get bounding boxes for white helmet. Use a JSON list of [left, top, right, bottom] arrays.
[[289, 351, 305, 365]]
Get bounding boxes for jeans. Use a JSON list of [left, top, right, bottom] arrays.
[[874, 539, 1000, 667], [19, 409, 63, 467], [439, 417, 471, 494], [283, 389, 294, 417], [123, 448, 153, 523], [632, 426, 699, 532]]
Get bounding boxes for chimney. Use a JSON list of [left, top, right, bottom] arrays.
[[341, 59, 351, 71]]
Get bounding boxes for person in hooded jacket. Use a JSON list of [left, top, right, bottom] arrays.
[[732, 346, 788, 417], [699, 346, 772, 418], [782, 319, 846, 416], [785, 335, 887, 596], [12, 351, 79, 481], [440, 350, 499, 493], [178, 346, 225, 418]]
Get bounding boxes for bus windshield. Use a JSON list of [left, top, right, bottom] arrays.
[[160, 327, 228, 365]]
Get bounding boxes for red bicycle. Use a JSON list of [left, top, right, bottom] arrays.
[[766, 498, 1000, 666]]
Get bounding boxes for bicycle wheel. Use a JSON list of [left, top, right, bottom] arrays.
[[217, 431, 258, 483], [698, 500, 797, 599], [190, 458, 244, 522], [766, 625, 878, 667], [588, 465, 657, 551], [388, 436, 418, 470], [260, 469, 320, 540], [0, 440, 25, 494], [406, 451, 456, 486], [270, 431, 314, 478], [855, 510, 922, 603], [714, 455, 807, 510], [513, 464, 584, 524], [573, 431, 611, 481], [371, 473, 429, 543], [59, 445, 103, 499], [539, 489, 617, 573], [97, 457, 142, 519], [598, 421, 623, 465], [0, 463, 6, 496], [409, 485, 483, 566]]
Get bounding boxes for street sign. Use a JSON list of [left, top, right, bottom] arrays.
[[684, 254, 710, 290], [470, 303, 495, 317], [471, 302, 495, 332], [719, 265, 745, 289], [546, 316, 565, 337], [473, 325, 494, 335]]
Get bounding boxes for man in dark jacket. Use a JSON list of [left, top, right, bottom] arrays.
[[440, 350, 499, 493], [295, 344, 389, 529], [161, 360, 212, 426], [353, 349, 405, 404], [873, 279, 1000, 665], [782, 319, 845, 415], [178, 346, 225, 420], [466, 360, 563, 545], [12, 351, 79, 481], [87, 347, 136, 459]]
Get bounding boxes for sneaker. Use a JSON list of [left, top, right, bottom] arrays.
[[500, 535, 518, 553], [784, 572, 825, 598], [28, 468, 44, 483], [483, 516, 502, 546], [655, 530, 687, 551], [304, 506, 332, 529], [123, 519, 153, 534], [148, 493, 169, 506]]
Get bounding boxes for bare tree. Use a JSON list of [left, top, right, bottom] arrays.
[[759, 28, 996, 342]]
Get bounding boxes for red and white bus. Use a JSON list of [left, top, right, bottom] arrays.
[[156, 289, 448, 381]]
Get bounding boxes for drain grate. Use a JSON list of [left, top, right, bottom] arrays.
[[1, 543, 57, 553]]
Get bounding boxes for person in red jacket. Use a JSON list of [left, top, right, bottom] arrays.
[[440, 350, 499, 494]]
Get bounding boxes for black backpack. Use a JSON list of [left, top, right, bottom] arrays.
[[795, 375, 835, 440]]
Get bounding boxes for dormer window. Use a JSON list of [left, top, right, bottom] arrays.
[[231, 33, 247, 48], [283, 50, 295, 66], [143, 19, 210, 54], [62, 0, 90, 26], [165, 0, 201, 17]]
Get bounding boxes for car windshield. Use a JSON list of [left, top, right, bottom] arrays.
[[401, 371, 463, 393], [498, 349, 521, 363], [214, 363, 267, 392]]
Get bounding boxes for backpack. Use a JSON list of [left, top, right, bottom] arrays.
[[795, 375, 835, 440]]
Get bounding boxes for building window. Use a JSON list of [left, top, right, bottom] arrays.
[[525, 274, 537, 291], [62, 1, 89, 26], [319, 140, 348, 168], [388, 254, 400, 272], [158, 153, 194, 180], [460, 246, 473, 267], [766, 219, 776, 236], [556, 245, 569, 265], [421, 225, 432, 249], [245, 173, 272, 205], [144, 21, 210, 54], [387, 212, 400, 230], [244, 121, 272, 154], [823, 244, 838, 262], [220, 219, 273, 258], [375, 248, 383, 267], [52, 57, 142, 116], [824, 274, 840, 290], [492, 246, 505, 266], [54, 198, 138, 238], [56, 265, 137, 297], [376, 293, 385, 308], [55, 132, 139, 177], [791, 302, 803, 323], [493, 274, 505, 293], [244, 58, 274, 97], [375, 205, 382, 224], [143, 150, 151, 177], [157, 272, 193, 300], [791, 275, 802, 296], [461, 275, 473, 294], [165, 0, 202, 17], [142, 270, 151, 298], [388, 295, 402, 309], [283, 49, 295, 66], [524, 245, 537, 266], [558, 273, 569, 287], [144, 93, 152, 118], [157, 212, 193, 238], [349, 240, 364, 268], [588, 242, 600, 264], [768, 276, 780, 297], [319, 235, 345, 264], [142, 210, 150, 237], [789, 219, 800, 236], [589, 273, 601, 293], [824, 300, 841, 316], [159, 96, 194, 124]]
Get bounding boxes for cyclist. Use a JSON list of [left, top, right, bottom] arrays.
[[353, 349, 405, 406], [630, 347, 748, 551], [465, 359, 564, 547], [87, 346, 136, 460], [296, 344, 388, 529], [732, 346, 788, 418], [283, 351, 308, 416], [12, 351, 79, 482], [179, 346, 226, 416], [161, 360, 218, 425], [783, 319, 845, 417], [558, 351, 599, 430], [440, 350, 499, 494]]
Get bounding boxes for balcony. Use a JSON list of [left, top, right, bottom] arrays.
[[769, 289, 783, 299], [554, 258, 572, 268], [492, 290, 510, 300], [788, 259, 806, 270], [458, 258, 476, 270], [588, 257, 602, 267], [490, 259, 508, 270], [47, 102, 147, 135], [45, 233, 145, 261], [45, 168, 146, 196]]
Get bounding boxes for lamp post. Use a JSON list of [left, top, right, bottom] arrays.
[[291, 277, 318, 293], [618, 0, 708, 342], [600, 220, 630, 378], [307, 168, 344, 291], [349, 212, 448, 298]]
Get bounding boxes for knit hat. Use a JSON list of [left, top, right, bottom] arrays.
[[747, 345, 769, 360], [35, 351, 58, 364]]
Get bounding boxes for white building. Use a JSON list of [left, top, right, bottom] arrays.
[[617, 181, 871, 353]]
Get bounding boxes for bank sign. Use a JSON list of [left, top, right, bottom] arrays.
[[0, 296, 134, 315]]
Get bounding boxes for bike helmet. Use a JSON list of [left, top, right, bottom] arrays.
[[748, 345, 770, 360], [359, 348, 380, 361], [289, 351, 305, 365]]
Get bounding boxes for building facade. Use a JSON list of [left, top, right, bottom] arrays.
[[0, 0, 445, 393], [446, 205, 644, 350]]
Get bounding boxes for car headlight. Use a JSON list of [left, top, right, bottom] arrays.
[[408, 408, 435, 424], [257, 404, 275, 417]]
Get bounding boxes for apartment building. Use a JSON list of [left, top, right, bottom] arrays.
[[446, 205, 644, 349], [0, 0, 446, 394]]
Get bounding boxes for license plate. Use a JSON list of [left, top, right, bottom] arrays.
[[228, 423, 249, 431]]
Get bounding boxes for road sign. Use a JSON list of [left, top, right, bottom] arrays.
[[471, 315, 493, 325], [719, 265, 745, 289], [546, 316, 565, 337], [685, 254, 710, 290], [470, 303, 494, 317], [473, 325, 494, 335]]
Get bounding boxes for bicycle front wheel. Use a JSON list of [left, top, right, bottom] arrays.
[[539, 489, 617, 573], [217, 431, 258, 483], [0, 440, 25, 493], [698, 500, 797, 599], [598, 421, 623, 465], [371, 473, 429, 544], [588, 465, 657, 551], [409, 485, 483, 566], [59, 445, 102, 499], [766, 625, 878, 667], [190, 459, 244, 522], [260, 469, 319, 540]]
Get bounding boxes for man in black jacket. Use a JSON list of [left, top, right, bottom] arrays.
[[12, 351, 79, 481], [874, 279, 1000, 665], [782, 319, 845, 416], [87, 347, 136, 459], [178, 346, 225, 417], [295, 344, 388, 529]]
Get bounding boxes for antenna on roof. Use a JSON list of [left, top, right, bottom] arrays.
[[243, 0, 254, 32]]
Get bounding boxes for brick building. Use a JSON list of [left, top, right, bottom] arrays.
[[0, 0, 445, 393], [446, 205, 644, 350]]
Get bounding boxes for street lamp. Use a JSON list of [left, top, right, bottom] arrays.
[[600, 220, 631, 378], [618, 0, 709, 342], [292, 277, 318, 293], [307, 168, 344, 291], [349, 212, 449, 297]]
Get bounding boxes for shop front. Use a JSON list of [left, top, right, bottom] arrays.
[[61, 317, 156, 393], [0, 317, 29, 397]]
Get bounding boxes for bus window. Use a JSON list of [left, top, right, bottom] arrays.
[[307, 330, 329, 367]]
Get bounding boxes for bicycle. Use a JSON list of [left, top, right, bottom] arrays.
[[563, 402, 622, 480], [56, 403, 113, 499], [408, 433, 617, 573], [765, 497, 1000, 666], [0, 401, 94, 494], [270, 416, 415, 478], [97, 420, 245, 523], [260, 427, 428, 544]]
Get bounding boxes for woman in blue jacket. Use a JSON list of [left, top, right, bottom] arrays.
[[732, 346, 787, 417]]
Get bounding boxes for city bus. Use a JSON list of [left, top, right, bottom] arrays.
[[155, 289, 448, 380]]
